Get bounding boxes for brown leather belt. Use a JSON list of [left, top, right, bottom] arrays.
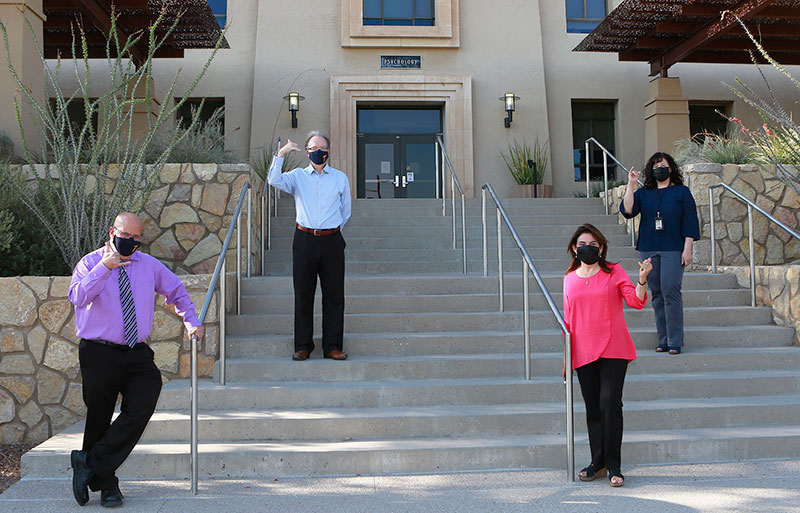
[[296, 224, 340, 236]]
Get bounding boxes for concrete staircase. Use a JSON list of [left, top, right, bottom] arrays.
[[23, 198, 800, 479]]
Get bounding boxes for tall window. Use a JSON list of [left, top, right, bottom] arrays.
[[363, 0, 435, 26], [689, 104, 729, 142], [208, 0, 226, 28], [572, 101, 616, 182], [566, 0, 606, 34], [176, 98, 225, 134]]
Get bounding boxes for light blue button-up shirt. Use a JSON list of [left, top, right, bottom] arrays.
[[268, 156, 352, 229]]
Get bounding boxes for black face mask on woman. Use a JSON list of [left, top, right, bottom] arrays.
[[576, 245, 601, 265], [652, 166, 671, 182]]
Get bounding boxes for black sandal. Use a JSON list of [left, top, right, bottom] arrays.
[[655, 344, 668, 353], [668, 347, 682, 355], [608, 471, 624, 487], [578, 464, 607, 482]]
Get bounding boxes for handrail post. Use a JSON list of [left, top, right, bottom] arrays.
[[440, 142, 446, 217], [451, 175, 456, 249], [268, 187, 273, 248], [482, 187, 488, 277], [523, 258, 531, 380], [261, 190, 266, 275], [629, 217, 635, 247], [219, 259, 226, 386], [602, 151, 609, 215], [584, 140, 590, 198], [461, 194, 467, 274], [497, 208, 504, 312], [565, 332, 575, 482], [190, 334, 198, 494], [246, 187, 252, 278], [435, 140, 441, 200], [748, 205, 756, 307], [236, 214, 242, 315], [710, 187, 717, 274]]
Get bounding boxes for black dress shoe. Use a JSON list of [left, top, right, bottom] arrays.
[[101, 483, 124, 508], [70, 450, 92, 506]]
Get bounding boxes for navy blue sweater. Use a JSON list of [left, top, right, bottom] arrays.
[[620, 185, 700, 252]]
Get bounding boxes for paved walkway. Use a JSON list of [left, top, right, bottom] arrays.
[[2, 459, 799, 512]]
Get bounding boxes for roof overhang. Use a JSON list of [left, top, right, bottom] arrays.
[[573, 0, 800, 76], [43, 0, 229, 64]]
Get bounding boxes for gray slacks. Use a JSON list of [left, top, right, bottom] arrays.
[[639, 250, 685, 349]]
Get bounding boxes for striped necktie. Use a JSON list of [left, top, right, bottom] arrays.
[[118, 267, 139, 348]]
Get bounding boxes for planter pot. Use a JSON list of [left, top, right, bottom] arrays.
[[511, 184, 553, 198]]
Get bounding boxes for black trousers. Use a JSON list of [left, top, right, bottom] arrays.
[[575, 357, 628, 475], [292, 228, 346, 354], [78, 340, 162, 491]]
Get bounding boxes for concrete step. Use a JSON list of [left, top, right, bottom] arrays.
[[224, 326, 796, 357], [271, 214, 623, 229], [226, 306, 775, 336], [240, 288, 750, 314], [240, 273, 741, 295], [265, 223, 630, 239], [22, 424, 800, 479], [217, 347, 800, 383]]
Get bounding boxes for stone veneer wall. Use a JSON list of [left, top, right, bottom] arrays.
[[603, 163, 800, 267], [0, 163, 258, 444]]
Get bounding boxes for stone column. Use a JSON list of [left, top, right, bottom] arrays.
[[0, 1, 45, 158], [644, 77, 690, 158]]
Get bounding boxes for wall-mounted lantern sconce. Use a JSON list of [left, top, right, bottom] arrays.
[[499, 92, 519, 128], [282, 92, 305, 128]]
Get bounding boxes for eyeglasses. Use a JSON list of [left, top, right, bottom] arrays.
[[306, 146, 329, 152], [114, 227, 142, 241]]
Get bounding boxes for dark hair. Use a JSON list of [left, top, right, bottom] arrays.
[[566, 223, 613, 275], [642, 152, 683, 189]]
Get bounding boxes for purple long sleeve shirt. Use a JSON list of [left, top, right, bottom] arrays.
[[69, 248, 200, 345]]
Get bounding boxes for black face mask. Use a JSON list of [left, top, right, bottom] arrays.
[[576, 245, 601, 265], [113, 234, 140, 257], [308, 149, 329, 166], [652, 166, 671, 182]]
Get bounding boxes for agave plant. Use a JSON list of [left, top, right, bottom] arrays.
[[500, 137, 549, 185]]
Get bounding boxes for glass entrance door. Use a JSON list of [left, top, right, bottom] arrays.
[[356, 107, 442, 199]]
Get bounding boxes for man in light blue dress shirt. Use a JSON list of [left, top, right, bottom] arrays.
[[269, 131, 352, 361]]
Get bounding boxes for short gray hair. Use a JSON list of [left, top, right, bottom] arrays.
[[305, 131, 330, 149]]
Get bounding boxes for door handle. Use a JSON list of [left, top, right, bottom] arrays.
[[402, 176, 408, 188], [393, 175, 400, 187]]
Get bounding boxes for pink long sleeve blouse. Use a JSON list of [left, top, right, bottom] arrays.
[[563, 263, 647, 370]]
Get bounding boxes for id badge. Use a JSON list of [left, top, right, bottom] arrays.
[[654, 213, 664, 231]]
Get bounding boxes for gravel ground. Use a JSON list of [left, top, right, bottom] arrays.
[[0, 444, 33, 494]]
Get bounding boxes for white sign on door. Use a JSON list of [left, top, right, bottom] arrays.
[[380, 161, 391, 174]]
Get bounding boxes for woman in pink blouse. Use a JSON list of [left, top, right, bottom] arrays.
[[562, 223, 652, 487]]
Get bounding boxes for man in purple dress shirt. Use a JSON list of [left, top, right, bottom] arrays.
[[68, 212, 204, 507]]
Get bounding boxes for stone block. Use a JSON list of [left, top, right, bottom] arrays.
[[719, 196, 746, 221], [201, 183, 229, 216], [727, 222, 743, 243], [49, 277, 71, 298], [43, 405, 79, 435], [37, 368, 66, 404], [160, 203, 200, 227], [198, 211, 222, 233], [722, 164, 739, 184], [27, 326, 48, 364], [217, 172, 237, 184], [185, 234, 222, 267], [151, 309, 183, 340], [140, 212, 161, 246], [63, 383, 86, 416], [179, 353, 214, 378], [764, 179, 784, 201], [687, 163, 722, 174], [782, 185, 800, 209], [60, 316, 79, 345], [145, 186, 169, 219], [0, 279, 38, 327], [693, 239, 711, 266], [43, 336, 79, 377], [773, 206, 798, 229], [25, 421, 49, 444], [192, 185, 203, 208], [18, 401, 43, 427], [38, 299, 72, 333], [193, 163, 218, 181], [0, 377, 34, 403], [160, 163, 181, 184], [168, 184, 191, 202], [0, 354, 35, 374], [20, 276, 50, 300], [188, 289, 216, 323], [756, 195, 775, 212], [150, 230, 187, 260], [739, 170, 765, 193], [788, 267, 799, 297], [0, 389, 14, 423], [151, 341, 180, 373], [765, 234, 785, 265], [752, 215, 769, 244], [1, 328, 25, 352], [767, 265, 786, 300], [191, 256, 219, 276], [732, 178, 757, 202], [175, 223, 206, 251], [203, 325, 218, 357], [226, 176, 249, 214], [0, 422, 25, 444]]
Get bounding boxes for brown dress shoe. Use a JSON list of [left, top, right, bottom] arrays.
[[292, 350, 309, 361], [324, 349, 348, 360]]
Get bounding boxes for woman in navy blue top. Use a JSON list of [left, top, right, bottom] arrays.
[[620, 152, 700, 355]]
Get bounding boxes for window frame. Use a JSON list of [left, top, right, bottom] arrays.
[[566, 0, 607, 34], [342, 0, 459, 48], [363, 0, 435, 26]]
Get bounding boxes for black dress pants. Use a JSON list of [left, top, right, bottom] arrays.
[[575, 357, 628, 474], [78, 340, 162, 491], [292, 228, 346, 354]]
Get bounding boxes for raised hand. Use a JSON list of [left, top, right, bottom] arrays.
[[628, 166, 641, 185], [101, 241, 130, 270], [277, 139, 303, 158], [637, 257, 653, 282]]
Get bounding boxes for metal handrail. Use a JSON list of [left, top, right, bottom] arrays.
[[436, 135, 467, 274], [709, 182, 800, 307], [188, 179, 252, 494], [584, 137, 638, 247], [480, 183, 574, 482], [261, 137, 281, 274]]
